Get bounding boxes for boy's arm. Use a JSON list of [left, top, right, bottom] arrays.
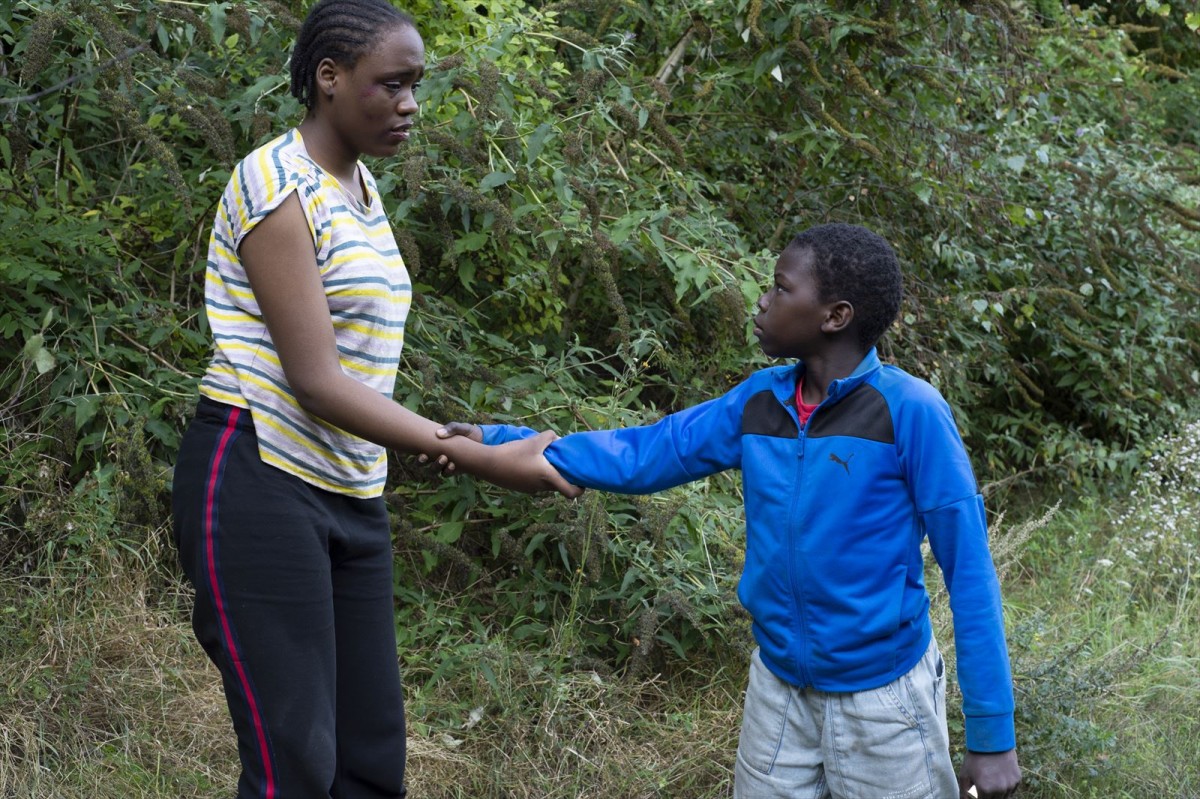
[[897, 385, 1018, 760], [478, 423, 538, 445], [438, 384, 753, 492]]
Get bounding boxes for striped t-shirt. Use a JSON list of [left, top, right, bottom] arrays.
[[199, 129, 411, 498]]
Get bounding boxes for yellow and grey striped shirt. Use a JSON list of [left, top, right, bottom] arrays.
[[199, 129, 411, 498]]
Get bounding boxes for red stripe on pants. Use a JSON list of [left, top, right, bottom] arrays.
[[203, 407, 276, 799]]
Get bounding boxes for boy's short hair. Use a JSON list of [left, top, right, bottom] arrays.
[[788, 223, 902, 351]]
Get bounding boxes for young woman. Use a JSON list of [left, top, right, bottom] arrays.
[[171, 2, 578, 796]]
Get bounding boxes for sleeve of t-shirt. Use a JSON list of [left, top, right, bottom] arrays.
[[227, 143, 322, 253]]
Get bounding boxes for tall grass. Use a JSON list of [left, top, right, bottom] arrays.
[[2, 422, 1199, 796]]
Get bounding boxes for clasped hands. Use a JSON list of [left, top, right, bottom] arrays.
[[418, 422, 582, 499]]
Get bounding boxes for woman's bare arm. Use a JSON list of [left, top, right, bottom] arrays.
[[238, 192, 579, 497]]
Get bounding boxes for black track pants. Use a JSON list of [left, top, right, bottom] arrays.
[[172, 398, 407, 799]]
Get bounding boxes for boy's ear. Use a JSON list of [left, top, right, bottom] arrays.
[[822, 300, 854, 334]]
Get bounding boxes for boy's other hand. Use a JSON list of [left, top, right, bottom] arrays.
[[418, 422, 484, 475], [958, 749, 1020, 798], [436, 421, 483, 443]]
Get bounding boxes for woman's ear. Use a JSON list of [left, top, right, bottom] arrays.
[[822, 300, 854, 333], [314, 57, 339, 100]]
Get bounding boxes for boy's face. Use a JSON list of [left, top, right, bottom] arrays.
[[753, 246, 839, 359]]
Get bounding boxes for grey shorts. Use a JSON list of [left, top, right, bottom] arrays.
[[733, 638, 958, 799]]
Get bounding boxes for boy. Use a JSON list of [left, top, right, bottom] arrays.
[[438, 223, 1020, 798]]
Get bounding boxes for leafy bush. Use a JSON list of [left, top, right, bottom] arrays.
[[2, 0, 1199, 675], [1086, 418, 1200, 606]]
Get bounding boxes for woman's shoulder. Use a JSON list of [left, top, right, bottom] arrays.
[[233, 129, 320, 195]]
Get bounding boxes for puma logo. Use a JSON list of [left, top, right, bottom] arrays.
[[830, 452, 853, 475]]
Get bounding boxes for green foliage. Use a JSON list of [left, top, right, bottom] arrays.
[[995, 482, 1200, 796], [2, 1, 1200, 792], [1085, 418, 1200, 607], [2, 0, 1196, 483], [1007, 613, 1124, 788], [0, 0, 296, 472], [387, 317, 750, 672]]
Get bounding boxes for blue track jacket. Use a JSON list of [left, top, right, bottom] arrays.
[[482, 349, 1016, 752]]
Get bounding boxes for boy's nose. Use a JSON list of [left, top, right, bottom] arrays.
[[757, 293, 770, 311]]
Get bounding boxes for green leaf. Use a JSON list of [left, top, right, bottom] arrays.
[[453, 231, 489, 253], [208, 2, 227, 45], [525, 123, 554, 165], [74, 396, 102, 429], [33, 348, 55, 375], [435, 521, 464, 544], [22, 333, 45, 358], [478, 171, 515, 191], [1004, 155, 1026, 173]]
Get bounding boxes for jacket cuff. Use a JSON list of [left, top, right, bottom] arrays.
[[478, 423, 536, 446], [964, 713, 1016, 753]]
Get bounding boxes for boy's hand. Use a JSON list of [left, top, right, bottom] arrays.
[[417, 422, 483, 474], [958, 749, 1020, 798], [437, 421, 483, 443]]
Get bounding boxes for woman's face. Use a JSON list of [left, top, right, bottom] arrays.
[[323, 23, 425, 158]]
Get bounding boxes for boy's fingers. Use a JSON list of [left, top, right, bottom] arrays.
[[437, 422, 483, 442], [550, 476, 584, 499]]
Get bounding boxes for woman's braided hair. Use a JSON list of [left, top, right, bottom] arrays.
[[290, 0, 415, 110]]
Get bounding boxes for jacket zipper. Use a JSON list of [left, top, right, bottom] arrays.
[[788, 401, 814, 687]]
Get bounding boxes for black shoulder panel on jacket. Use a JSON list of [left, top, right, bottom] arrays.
[[742, 390, 798, 438], [808, 384, 894, 443]]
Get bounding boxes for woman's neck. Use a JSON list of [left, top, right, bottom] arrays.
[[297, 117, 359, 188]]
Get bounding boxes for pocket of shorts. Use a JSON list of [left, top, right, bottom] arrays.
[[736, 649, 792, 775], [932, 652, 945, 718], [836, 677, 935, 798], [876, 678, 921, 730]]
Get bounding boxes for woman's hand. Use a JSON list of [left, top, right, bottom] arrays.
[[420, 423, 581, 499], [487, 430, 582, 498]]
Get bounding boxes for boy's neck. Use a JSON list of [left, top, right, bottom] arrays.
[[800, 347, 869, 405]]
